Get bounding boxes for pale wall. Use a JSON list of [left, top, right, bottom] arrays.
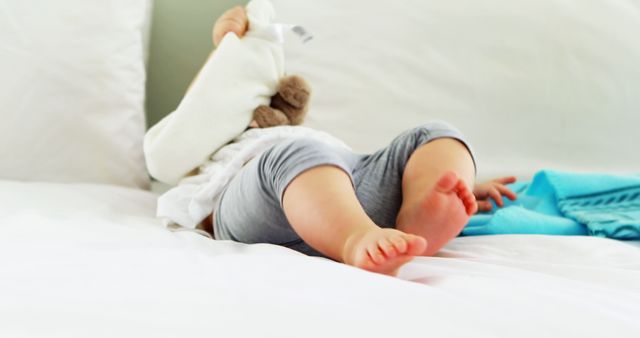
[[145, 0, 245, 128]]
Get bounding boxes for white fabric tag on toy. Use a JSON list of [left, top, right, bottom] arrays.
[[291, 25, 313, 43], [244, 0, 312, 43], [253, 24, 313, 43], [144, 0, 305, 185]]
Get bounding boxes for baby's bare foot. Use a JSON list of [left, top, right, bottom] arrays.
[[343, 228, 427, 276], [397, 171, 477, 256]]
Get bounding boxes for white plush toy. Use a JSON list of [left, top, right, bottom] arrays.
[[144, 0, 291, 185]]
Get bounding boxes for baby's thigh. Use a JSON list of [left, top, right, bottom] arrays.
[[213, 156, 301, 247]]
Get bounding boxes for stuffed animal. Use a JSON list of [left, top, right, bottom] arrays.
[[252, 75, 311, 127]]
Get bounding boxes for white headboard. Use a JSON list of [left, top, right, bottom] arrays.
[[272, 0, 640, 180]]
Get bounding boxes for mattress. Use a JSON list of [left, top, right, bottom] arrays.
[[1, 180, 639, 337]]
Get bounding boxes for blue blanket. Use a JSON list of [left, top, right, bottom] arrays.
[[462, 170, 640, 239]]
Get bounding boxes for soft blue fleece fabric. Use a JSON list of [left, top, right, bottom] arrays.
[[462, 170, 640, 239]]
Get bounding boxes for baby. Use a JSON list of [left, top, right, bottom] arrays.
[[159, 6, 516, 276]]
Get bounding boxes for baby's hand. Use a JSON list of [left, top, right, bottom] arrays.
[[213, 6, 248, 47], [473, 176, 517, 212]]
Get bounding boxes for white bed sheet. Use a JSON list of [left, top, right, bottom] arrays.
[[1, 180, 639, 337]]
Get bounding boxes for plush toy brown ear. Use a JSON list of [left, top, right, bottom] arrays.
[[253, 75, 311, 128]]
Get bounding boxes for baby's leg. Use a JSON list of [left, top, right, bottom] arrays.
[[282, 165, 426, 275], [214, 138, 425, 276], [395, 128, 477, 256]]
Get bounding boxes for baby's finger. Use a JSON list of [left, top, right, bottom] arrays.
[[213, 19, 245, 45], [488, 188, 504, 207], [495, 176, 517, 185], [473, 188, 488, 199], [477, 200, 493, 212], [497, 184, 518, 201], [213, 6, 248, 46]]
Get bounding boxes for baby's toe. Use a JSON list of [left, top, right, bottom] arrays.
[[377, 238, 397, 259], [367, 243, 386, 265], [458, 189, 477, 215], [404, 235, 428, 256], [389, 234, 408, 254], [435, 171, 459, 193]]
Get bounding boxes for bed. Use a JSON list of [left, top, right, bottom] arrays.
[[1, 0, 639, 337]]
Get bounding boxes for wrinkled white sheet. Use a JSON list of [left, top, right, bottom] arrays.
[[1, 180, 639, 337]]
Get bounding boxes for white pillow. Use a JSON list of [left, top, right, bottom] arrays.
[[272, 0, 640, 180], [0, 0, 151, 189]]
